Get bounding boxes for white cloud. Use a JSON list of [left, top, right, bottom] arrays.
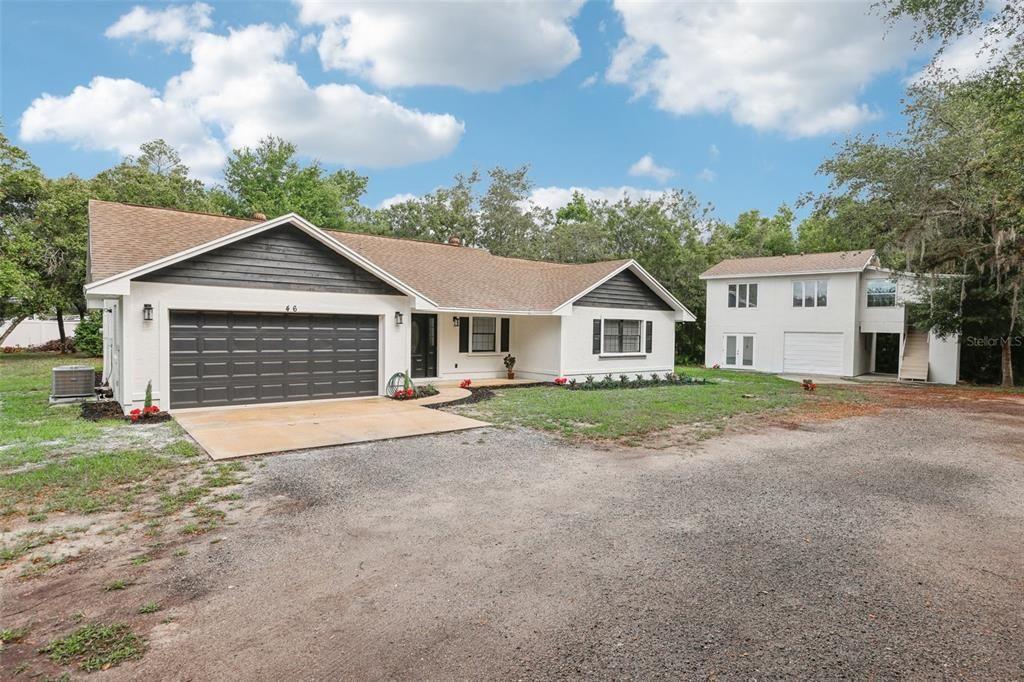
[[628, 154, 674, 183], [528, 185, 671, 211], [580, 73, 599, 89], [607, 1, 917, 137], [697, 168, 716, 183], [20, 77, 225, 178], [105, 2, 212, 48], [21, 16, 464, 178], [376, 192, 419, 209], [709, 143, 719, 160], [294, 0, 585, 91]]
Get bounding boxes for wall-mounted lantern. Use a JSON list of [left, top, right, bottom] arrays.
[[453, 317, 460, 328], [143, 304, 154, 322], [394, 311, 404, 326]]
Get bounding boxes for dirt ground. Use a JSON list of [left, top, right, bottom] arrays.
[[2, 385, 1023, 679]]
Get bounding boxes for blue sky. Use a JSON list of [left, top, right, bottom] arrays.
[[1, 1, 970, 222]]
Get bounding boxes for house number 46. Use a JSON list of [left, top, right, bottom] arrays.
[[285, 305, 299, 312]]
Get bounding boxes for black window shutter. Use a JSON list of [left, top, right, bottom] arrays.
[[458, 317, 469, 352], [592, 319, 601, 354], [645, 320, 653, 353], [500, 318, 510, 352]]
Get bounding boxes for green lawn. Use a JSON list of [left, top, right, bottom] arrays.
[[0, 353, 201, 517], [451, 367, 845, 441]]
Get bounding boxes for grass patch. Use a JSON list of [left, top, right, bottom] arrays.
[[452, 367, 846, 440], [161, 440, 200, 458], [159, 485, 209, 515], [19, 554, 68, 579], [128, 554, 151, 566], [0, 354, 115, 470], [103, 578, 133, 591], [0, 529, 72, 564], [203, 462, 245, 488], [0, 450, 180, 514], [39, 623, 144, 672], [137, 602, 161, 614], [1, 624, 31, 643]]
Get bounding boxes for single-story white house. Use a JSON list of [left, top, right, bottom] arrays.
[[700, 250, 960, 384], [84, 201, 694, 413]]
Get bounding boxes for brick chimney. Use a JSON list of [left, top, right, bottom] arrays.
[[251, 212, 267, 221], [447, 235, 462, 247]]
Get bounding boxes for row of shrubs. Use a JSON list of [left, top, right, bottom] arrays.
[[561, 372, 708, 390]]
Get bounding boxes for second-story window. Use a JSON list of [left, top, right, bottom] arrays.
[[728, 283, 758, 309], [792, 279, 829, 308], [866, 279, 897, 307]]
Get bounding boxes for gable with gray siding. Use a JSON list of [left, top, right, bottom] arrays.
[[574, 269, 672, 310], [139, 225, 403, 296]]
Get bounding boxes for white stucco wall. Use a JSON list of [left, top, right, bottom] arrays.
[[859, 269, 906, 334], [560, 307, 677, 380], [511, 315, 562, 380], [122, 281, 411, 412], [433, 313, 507, 380], [704, 272, 860, 375]]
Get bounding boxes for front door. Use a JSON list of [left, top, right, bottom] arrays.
[[410, 313, 437, 378], [875, 332, 900, 374]]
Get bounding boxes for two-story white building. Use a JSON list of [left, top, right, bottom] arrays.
[[700, 250, 960, 384]]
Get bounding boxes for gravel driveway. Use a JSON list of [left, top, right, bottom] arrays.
[[116, 404, 1023, 679]]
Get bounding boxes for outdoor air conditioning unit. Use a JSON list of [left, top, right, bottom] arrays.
[[51, 365, 96, 399]]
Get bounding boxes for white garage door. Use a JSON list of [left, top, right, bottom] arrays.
[[783, 332, 844, 375]]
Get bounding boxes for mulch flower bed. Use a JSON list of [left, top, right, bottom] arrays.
[[81, 400, 126, 421]]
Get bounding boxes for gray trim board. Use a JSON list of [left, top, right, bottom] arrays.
[[140, 225, 403, 296], [575, 269, 673, 311]]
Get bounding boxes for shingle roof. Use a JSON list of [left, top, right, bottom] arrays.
[[87, 200, 633, 312], [327, 230, 628, 311], [700, 250, 876, 279], [88, 200, 259, 282]]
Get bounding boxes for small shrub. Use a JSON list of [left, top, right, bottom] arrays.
[[138, 602, 161, 614], [73, 311, 103, 357]]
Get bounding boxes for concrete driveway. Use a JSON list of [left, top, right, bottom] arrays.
[[174, 392, 486, 459], [111, 397, 1024, 679]]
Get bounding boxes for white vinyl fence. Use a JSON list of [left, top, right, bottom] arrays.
[[0, 318, 80, 347]]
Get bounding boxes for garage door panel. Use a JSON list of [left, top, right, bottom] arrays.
[[169, 310, 379, 409], [783, 332, 844, 375]]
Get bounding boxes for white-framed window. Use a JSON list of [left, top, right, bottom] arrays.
[[727, 283, 758, 309], [866, 279, 897, 307], [724, 334, 755, 367], [470, 316, 496, 352], [792, 279, 829, 308], [603, 319, 642, 354]]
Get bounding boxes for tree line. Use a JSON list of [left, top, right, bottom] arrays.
[[1, 0, 1020, 384]]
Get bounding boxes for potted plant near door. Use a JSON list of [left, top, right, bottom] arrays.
[[503, 354, 517, 380]]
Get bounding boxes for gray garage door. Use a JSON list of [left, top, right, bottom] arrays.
[[169, 311, 379, 409]]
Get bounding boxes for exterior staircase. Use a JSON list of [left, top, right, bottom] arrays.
[[899, 328, 930, 381]]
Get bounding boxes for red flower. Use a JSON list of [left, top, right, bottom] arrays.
[[554, 377, 568, 385], [393, 389, 403, 399], [130, 408, 141, 415], [130, 414, 139, 422], [459, 378, 472, 389], [405, 388, 414, 397]]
